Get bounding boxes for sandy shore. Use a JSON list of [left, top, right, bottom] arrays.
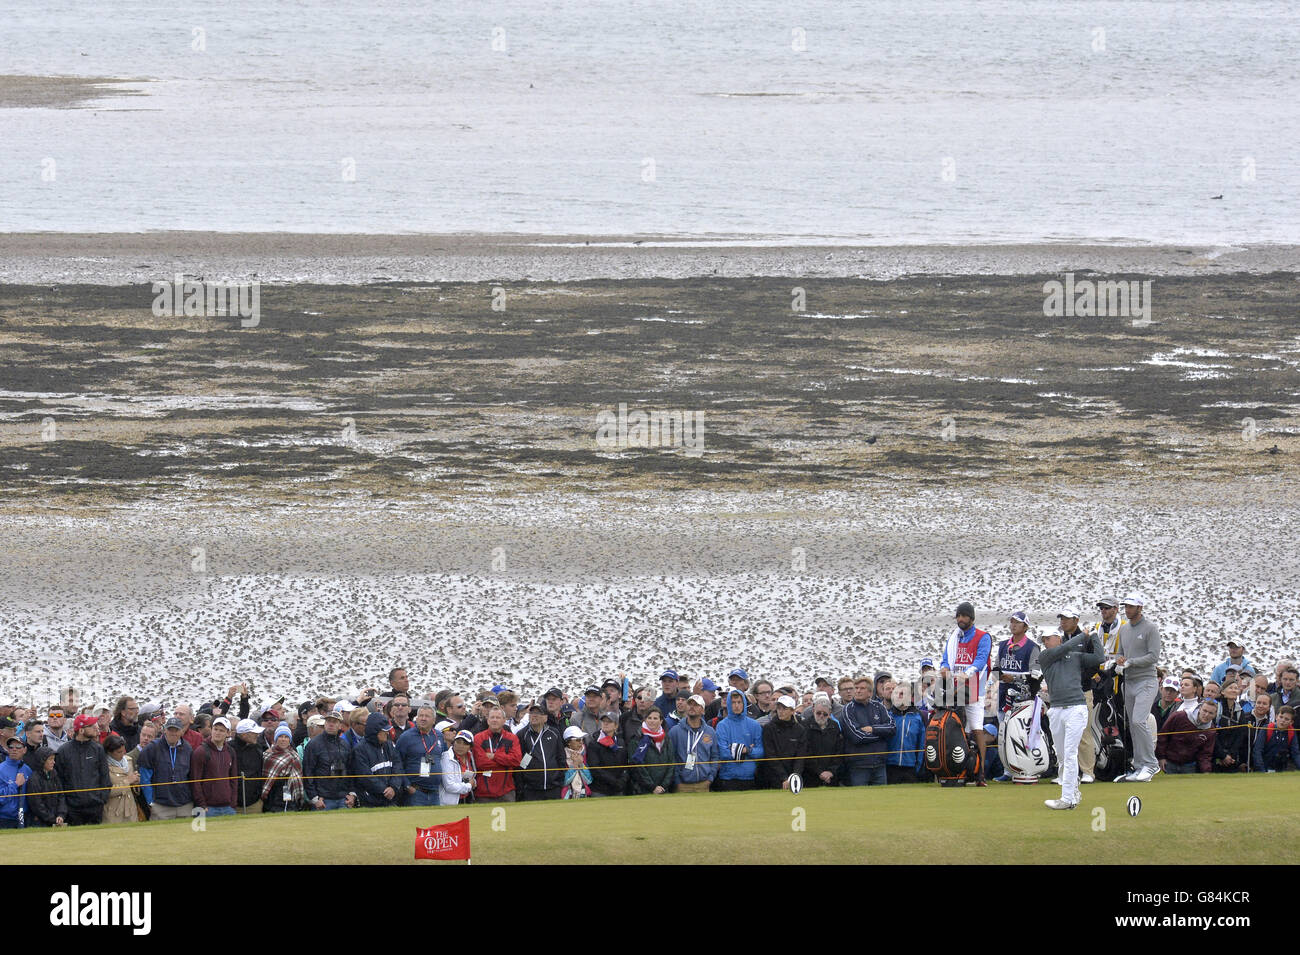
[[3, 232, 1299, 284], [0, 74, 148, 109]]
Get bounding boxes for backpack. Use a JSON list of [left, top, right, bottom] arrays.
[[1265, 725, 1296, 746], [924, 709, 980, 786]]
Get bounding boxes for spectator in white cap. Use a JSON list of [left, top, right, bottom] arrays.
[[1211, 641, 1253, 687], [191, 715, 238, 817], [233, 717, 266, 813], [760, 694, 806, 789], [439, 729, 476, 805], [1152, 676, 1181, 731], [560, 725, 592, 798], [1114, 592, 1162, 782]]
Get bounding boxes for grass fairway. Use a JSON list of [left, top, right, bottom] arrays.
[[4, 775, 1296, 864]]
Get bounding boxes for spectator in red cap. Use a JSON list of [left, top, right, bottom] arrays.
[[54, 714, 111, 825]]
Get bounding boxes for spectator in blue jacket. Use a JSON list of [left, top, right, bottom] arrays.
[[714, 688, 764, 790], [1253, 706, 1300, 772], [884, 684, 925, 784], [138, 717, 195, 820], [396, 705, 444, 806], [670, 695, 719, 792], [841, 676, 896, 786], [0, 737, 28, 829]]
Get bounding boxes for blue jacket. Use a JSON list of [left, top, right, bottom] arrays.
[[138, 738, 194, 807], [840, 698, 896, 768], [714, 689, 765, 781], [396, 726, 444, 792], [669, 718, 720, 784], [0, 755, 26, 824], [1253, 724, 1300, 772], [1211, 657, 1254, 686], [884, 707, 925, 771]]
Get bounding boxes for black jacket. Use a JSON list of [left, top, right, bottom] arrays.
[[109, 718, 141, 752], [801, 719, 844, 785], [760, 716, 806, 788], [348, 713, 402, 806], [233, 737, 266, 807], [585, 734, 627, 795], [53, 737, 110, 810], [516, 723, 566, 791], [25, 747, 68, 825], [302, 732, 353, 801], [1213, 707, 1249, 771]]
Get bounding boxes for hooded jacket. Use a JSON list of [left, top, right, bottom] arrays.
[[0, 753, 26, 825], [472, 725, 522, 800], [439, 746, 475, 806], [1155, 710, 1215, 772], [759, 714, 806, 788], [24, 746, 67, 826], [302, 729, 352, 802], [349, 712, 402, 806], [53, 736, 110, 810], [884, 705, 926, 772], [585, 730, 628, 795], [516, 721, 566, 792], [669, 718, 719, 785], [714, 689, 765, 781]]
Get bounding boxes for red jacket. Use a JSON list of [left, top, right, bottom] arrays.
[[1156, 710, 1215, 773], [191, 740, 238, 808], [472, 729, 522, 799]]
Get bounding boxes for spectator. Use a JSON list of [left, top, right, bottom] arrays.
[[1268, 660, 1295, 694], [262, 724, 305, 812], [348, 712, 401, 808], [885, 684, 926, 785], [1270, 668, 1300, 713], [629, 708, 676, 795], [760, 695, 806, 789], [802, 697, 843, 787], [25, 745, 68, 828], [102, 734, 140, 824], [303, 711, 354, 810], [110, 697, 141, 751], [20, 721, 45, 772], [1157, 700, 1218, 774], [670, 695, 718, 793], [55, 714, 111, 825], [752, 680, 777, 724], [542, 687, 569, 730], [396, 704, 443, 807], [572, 687, 602, 738], [1253, 706, 1300, 772], [0, 737, 28, 829], [1153, 677, 1181, 730], [666, 689, 691, 730], [561, 726, 592, 798], [1214, 686, 1250, 773], [439, 730, 476, 805], [343, 708, 369, 749], [297, 714, 324, 761], [586, 711, 628, 796], [43, 706, 70, 753], [621, 689, 655, 744], [191, 716, 238, 817], [1212, 642, 1253, 686], [173, 704, 203, 751], [233, 718, 266, 813], [138, 717, 195, 821], [714, 688, 765, 791], [840, 676, 895, 787], [472, 706, 522, 803], [384, 693, 413, 741], [516, 703, 566, 801], [653, 670, 680, 718]]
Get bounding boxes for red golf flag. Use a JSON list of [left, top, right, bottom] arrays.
[[415, 817, 471, 861]]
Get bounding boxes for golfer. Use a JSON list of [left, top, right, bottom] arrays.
[[1037, 627, 1103, 809], [1113, 592, 1161, 782]]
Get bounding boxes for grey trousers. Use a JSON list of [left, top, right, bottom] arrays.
[[1125, 678, 1159, 773]]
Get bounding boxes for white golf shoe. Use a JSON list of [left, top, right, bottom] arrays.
[[1080, 773, 1095, 784], [1044, 798, 1079, 810]]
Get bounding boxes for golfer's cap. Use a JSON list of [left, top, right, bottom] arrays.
[[776, 694, 798, 709], [562, 726, 585, 742], [687, 694, 705, 708], [1096, 597, 1118, 608], [1226, 640, 1245, 650], [454, 730, 474, 745], [1009, 611, 1030, 625], [1122, 592, 1146, 607], [1162, 677, 1180, 691], [212, 716, 232, 730], [434, 720, 455, 733], [660, 669, 679, 682], [163, 717, 184, 730], [1057, 606, 1081, 619], [235, 718, 259, 734]]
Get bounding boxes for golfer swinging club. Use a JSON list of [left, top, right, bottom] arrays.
[[1037, 614, 1104, 810]]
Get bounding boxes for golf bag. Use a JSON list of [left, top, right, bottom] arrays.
[[1089, 690, 1128, 782], [925, 708, 980, 787], [998, 698, 1052, 782]]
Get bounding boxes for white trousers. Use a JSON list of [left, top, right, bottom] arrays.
[[1049, 704, 1088, 804]]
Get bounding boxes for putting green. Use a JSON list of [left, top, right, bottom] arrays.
[[3, 775, 1293, 864]]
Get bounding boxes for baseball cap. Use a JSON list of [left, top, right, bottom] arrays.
[[306, 714, 325, 728], [919, 658, 935, 670], [584, 685, 601, 697], [235, 718, 260, 735], [1096, 597, 1118, 608], [454, 730, 474, 745], [687, 694, 705, 707], [674, 689, 691, 700], [434, 720, 455, 734], [1226, 640, 1245, 650], [527, 703, 546, 715], [212, 716, 232, 730], [1122, 592, 1146, 607], [728, 668, 750, 683], [1009, 611, 1029, 625], [1057, 606, 1080, 619], [562, 726, 585, 742], [163, 717, 184, 730], [491, 684, 509, 694], [660, 669, 679, 682], [600, 678, 621, 691], [543, 687, 564, 699], [600, 711, 620, 723], [776, 694, 797, 709], [700, 678, 718, 692], [139, 702, 161, 717], [1161, 677, 1180, 691]]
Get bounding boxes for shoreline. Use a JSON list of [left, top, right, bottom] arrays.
[[3, 233, 1299, 284]]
